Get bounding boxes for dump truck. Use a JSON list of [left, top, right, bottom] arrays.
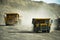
[[57, 18, 60, 30], [32, 18, 51, 33], [5, 13, 19, 25]]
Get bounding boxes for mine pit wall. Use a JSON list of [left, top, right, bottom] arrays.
[[0, 0, 60, 32]]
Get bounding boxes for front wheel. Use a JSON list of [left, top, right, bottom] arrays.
[[33, 27, 39, 33], [47, 30, 50, 33]]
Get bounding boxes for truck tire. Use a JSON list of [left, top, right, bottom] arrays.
[[34, 27, 38, 33]]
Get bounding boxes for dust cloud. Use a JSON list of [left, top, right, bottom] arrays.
[[0, 0, 60, 32]]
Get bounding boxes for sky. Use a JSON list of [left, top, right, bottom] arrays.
[[32, 0, 60, 4]]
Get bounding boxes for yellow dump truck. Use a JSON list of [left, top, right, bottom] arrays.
[[5, 13, 19, 25], [32, 18, 51, 33]]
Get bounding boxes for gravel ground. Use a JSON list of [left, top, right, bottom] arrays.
[[0, 26, 60, 40]]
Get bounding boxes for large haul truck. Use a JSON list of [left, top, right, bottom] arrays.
[[32, 18, 51, 33], [5, 13, 19, 25]]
